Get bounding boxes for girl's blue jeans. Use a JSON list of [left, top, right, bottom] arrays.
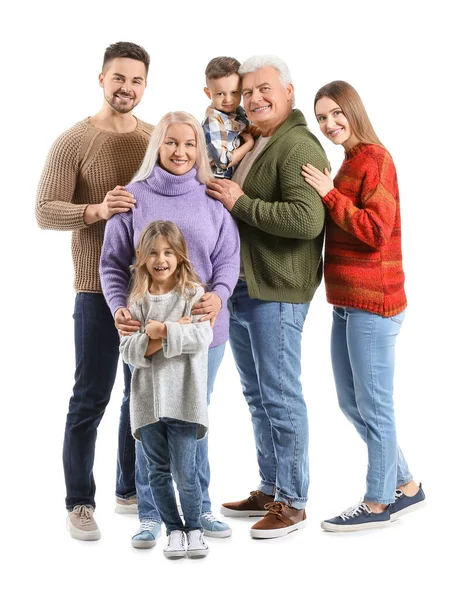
[[135, 343, 225, 521]]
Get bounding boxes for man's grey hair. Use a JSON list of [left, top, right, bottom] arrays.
[[238, 55, 295, 107]]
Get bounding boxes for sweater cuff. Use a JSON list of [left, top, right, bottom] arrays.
[[322, 188, 338, 208], [163, 322, 182, 358], [230, 194, 251, 222], [210, 285, 228, 309]]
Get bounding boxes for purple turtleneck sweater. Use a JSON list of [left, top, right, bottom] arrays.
[[100, 165, 240, 347]]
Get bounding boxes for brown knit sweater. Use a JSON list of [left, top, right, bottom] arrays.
[[36, 117, 153, 292]]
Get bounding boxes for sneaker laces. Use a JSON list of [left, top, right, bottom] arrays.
[[201, 511, 218, 523], [394, 489, 404, 500], [339, 501, 372, 521], [73, 505, 94, 525], [137, 520, 157, 532]]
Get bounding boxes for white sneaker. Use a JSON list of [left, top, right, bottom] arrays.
[[163, 530, 186, 559], [186, 529, 209, 558]]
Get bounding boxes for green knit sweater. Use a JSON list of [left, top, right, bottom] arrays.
[[231, 109, 329, 302]]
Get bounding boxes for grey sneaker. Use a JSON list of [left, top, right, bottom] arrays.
[[67, 505, 101, 541], [115, 496, 138, 515]]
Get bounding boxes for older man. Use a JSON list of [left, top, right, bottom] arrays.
[[207, 55, 329, 539]]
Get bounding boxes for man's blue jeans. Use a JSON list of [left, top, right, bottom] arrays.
[[331, 306, 412, 504], [63, 293, 136, 510], [135, 343, 226, 520], [139, 419, 202, 534], [228, 280, 310, 510]]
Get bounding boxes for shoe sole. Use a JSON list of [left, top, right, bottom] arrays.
[[115, 504, 138, 515], [390, 499, 426, 522], [221, 506, 267, 518], [203, 528, 232, 538], [250, 519, 307, 539], [163, 551, 187, 559], [187, 549, 209, 558], [321, 520, 390, 532], [131, 538, 157, 549], [67, 516, 101, 541]]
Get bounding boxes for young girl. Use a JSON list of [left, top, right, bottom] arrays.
[[120, 220, 213, 558], [302, 81, 425, 532]]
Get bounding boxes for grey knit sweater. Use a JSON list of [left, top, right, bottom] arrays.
[[120, 285, 212, 439]]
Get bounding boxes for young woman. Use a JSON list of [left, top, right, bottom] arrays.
[[120, 221, 212, 558], [100, 112, 240, 546], [302, 81, 425, 532]]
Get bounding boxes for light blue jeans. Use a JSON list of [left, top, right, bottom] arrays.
[[139, 418, 202, 534], [228, 280, 310, 510], [136, 344, 226, 520], [331, 306, 413, 504]]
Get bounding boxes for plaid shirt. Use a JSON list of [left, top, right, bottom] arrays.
[[202, 105, 249, 179]]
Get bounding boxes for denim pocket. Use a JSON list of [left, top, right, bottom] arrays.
[[292, 303, 309, 331], [390, 310, 405, 325]]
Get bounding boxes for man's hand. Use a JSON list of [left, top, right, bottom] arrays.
[[191, 292, 222, 327], [115, 308, 141, 337], [206, 179, 243, 211], [84, 185, 136, 224], [145, 320, 167, 340]]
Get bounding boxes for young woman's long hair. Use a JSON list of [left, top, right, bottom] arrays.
[[314, 81, 385, 149], [131, 111, 213, 184], [128, 221, 202, 305]]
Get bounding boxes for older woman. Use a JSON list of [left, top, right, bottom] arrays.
[[100, 111, 240, 547]]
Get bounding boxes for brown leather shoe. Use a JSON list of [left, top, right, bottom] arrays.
[[250, 501, 307, 538], [221, 490, 275, 517]]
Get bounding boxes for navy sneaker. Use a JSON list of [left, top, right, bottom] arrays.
[[390, 484, 426, 522], [321, 501, 391, 532]]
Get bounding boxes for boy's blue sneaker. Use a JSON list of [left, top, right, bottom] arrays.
[[321, 501, 391, 532], [200, 512, 232, 538], [390, 484, 426, 522], [131, 519, 162, 549]]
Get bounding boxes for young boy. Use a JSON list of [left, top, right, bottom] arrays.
[[202, 56, 254, 179]]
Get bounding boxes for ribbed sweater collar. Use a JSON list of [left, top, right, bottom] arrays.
[[144, 164, 201, 196]]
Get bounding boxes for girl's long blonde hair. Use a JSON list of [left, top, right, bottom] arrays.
[[131, 111, 213, 184], [128, 221, 202, 306], [314, 81, 385, 149]]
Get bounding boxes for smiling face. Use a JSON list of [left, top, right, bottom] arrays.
[[315, 96, 359, 150], [99, 57, 147, 114], [204, 73, 242, 114], [145, 235, 180, 292], [158, 123, 198, 176], [242, 66, 294, 136]]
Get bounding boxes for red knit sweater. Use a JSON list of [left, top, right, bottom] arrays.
[[322, 143, 407, 317]]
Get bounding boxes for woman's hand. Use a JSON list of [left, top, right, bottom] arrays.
[[191, 292, 222, 327], [207, 179, 243, 211], [145, 320, 167, 340], [114, 307, 141, 336], [301, 164, 334, 198]]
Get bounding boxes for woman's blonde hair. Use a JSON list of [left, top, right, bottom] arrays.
[[314, 81, 385, 149], [128, 221, 202, 305], [131, 111, 213, 184]]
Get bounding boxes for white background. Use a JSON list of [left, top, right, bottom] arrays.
[[2, 1, 462, 598]]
